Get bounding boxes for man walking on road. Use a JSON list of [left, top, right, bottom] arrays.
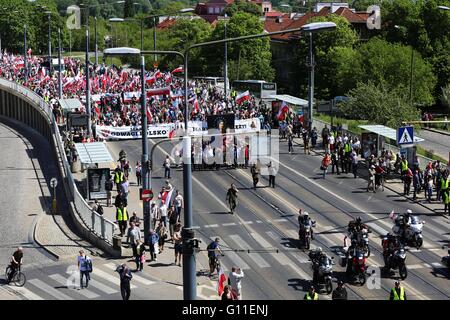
[[267, 161, 276, 188], [226, 184, 238, 214], [174, 190, 184, 222], [77, 250, 92, 289], [116, 263, 132, 300], [163, 155, 171, 179]]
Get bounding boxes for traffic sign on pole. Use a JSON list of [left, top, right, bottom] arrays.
[[397, 126, 414, 146], [50, 177, 58, 188], [141, 189, 153, 202]]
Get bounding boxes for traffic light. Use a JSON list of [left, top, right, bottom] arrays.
[[146, 160, 152, 171]]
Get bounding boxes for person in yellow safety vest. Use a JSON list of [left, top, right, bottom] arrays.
[[303, 286, 319, 300], [390, 281, 406, 300], [400, 156, 409, 175], [441, 173, 450, 215], [116, 205, 129, 237], [114, 166, 124, 192]]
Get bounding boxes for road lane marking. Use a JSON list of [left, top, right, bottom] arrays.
[[103, 263, 155, 286], [366, 223, 390, 237], [49, 274, 100, 299], [204, 224, 219, 228], [273, 218, 288, 223], [7, 286, 44, 300], [222, 222, 237, 227], [28, 279, 74, 300], [228, 234, 271, 268]]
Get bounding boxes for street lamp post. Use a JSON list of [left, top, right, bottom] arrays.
[[102, 21, 336, 300], [86, 28, 91, 137], [307, 32, 314, 129], [95, 16, 98, 66], [45, 11, 52, 73], [24, 25, 28, 84], [224, 15, 228, 105]]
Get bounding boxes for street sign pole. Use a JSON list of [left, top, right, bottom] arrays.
[[50, 177, 58, 214]]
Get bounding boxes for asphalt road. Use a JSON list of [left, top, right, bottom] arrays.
[[417, 129, 450, 160], [107, 133, 450, 300]]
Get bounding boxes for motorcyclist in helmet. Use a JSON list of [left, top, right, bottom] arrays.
[[384, 234, 401, 267], [299, 210, 315, 240], [309, 248, 329, 283], [396, 210, 412, 240]]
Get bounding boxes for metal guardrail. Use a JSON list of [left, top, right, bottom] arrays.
[[0, 79, 117, 244]]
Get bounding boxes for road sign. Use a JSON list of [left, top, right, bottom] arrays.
[[141, 189, 153, 202], [50, 177, 58, 188], [397, 126, 414, 146]]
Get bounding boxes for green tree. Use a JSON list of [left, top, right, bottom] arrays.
[[441, 84, 450, 110], [200, 12, 274, 82], [289, 14, 358, 99], [355, 38, 436, 106], [223, 0, 262, 17], [340, 81, 420, 127]]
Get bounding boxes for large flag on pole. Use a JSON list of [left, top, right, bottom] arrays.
[[235, 90, 250, 105]]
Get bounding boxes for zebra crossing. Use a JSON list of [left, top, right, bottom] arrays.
[[4, 261, 161, 300]]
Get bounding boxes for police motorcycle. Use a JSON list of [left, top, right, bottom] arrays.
[[308, 248, 334, 294], [343, 241, 367, 285], [347, 218, 371, 257], [391, 211, 424, 249], [298, 212, 316, 250], [381, 234, 408, 280]]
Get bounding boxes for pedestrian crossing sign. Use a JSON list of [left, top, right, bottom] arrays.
[[397, 126, 414, 146]]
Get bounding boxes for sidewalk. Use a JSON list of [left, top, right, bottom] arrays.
[[291, 136, 448, 218]]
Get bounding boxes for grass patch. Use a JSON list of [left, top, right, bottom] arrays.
[[416, 145, 448, 163], [315, 113, 369, 134]]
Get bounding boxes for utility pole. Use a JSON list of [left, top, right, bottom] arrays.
[[24, 25, 28, 84], [58, 28, 62, 99], [140, 55, 151, 244], [224, 17, 228, 107], [307, 32, 315, 129], [85, 28, 91, 137]]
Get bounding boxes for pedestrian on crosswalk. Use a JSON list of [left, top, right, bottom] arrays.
[[77, 250, 92, 290], [116, 263, 132, 300]]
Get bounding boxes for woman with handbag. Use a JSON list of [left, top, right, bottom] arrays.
[[321, 153, 331, 179]]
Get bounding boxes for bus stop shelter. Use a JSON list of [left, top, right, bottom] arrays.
[[74, 142, 115, 201], [58, 98, 83, 116], [358, 125, 425, 161]]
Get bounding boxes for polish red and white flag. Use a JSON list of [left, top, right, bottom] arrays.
[[276, 101, 289, 121], [172, 66, 183, 74], [217, 267, 227, 297], [235, 90, 250, 105]]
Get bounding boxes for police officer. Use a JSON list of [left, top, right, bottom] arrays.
[[390, 281, 406, 300], [116, 203, 129, 237], [114, 165, 124, 192], [304, 286, 319, 300], [440, 172, 449, 215]]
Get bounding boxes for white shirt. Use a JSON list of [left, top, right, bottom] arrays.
[[328, 135, 335, 145], [159, 204, 168, 217], [228, 270, 244, 292], [151, 205, 159, 219], [174, 195, 183, 208]]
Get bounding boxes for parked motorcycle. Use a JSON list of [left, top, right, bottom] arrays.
[[392, 215, 424, 249]]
